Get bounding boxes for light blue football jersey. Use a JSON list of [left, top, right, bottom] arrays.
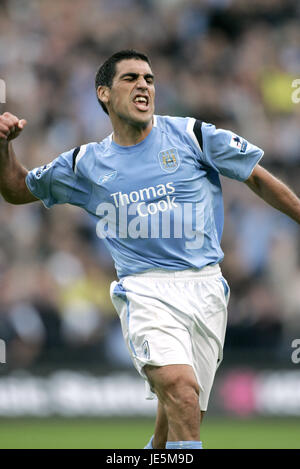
[[25, 115, 263, 278]]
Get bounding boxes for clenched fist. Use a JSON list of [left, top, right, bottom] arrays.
[[0, 112, 27, 142]]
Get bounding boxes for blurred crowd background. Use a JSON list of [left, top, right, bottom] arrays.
[[0, 0, 300, 372]]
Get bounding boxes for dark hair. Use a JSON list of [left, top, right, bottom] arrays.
[[95, 49, 151, 115]]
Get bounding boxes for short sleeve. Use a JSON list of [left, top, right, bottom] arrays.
[[191, 121, 264, 181], [25, 148, 86, 208]]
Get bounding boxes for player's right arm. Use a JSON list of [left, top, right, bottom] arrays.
[[0, 112, 38, 204]]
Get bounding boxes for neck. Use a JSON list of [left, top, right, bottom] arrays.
[[111, 117, 153, 146]]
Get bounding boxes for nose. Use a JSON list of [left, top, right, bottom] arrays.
[[136, 76, 148, 90]]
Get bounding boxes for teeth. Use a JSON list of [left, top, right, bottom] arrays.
[[135, 97, 147, 103]]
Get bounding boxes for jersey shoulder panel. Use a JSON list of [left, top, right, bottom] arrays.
[[98, 133, 113, 151], [155, 115, 189, 132], [72, 141, 100, 174], [155, 115, 204, 158]]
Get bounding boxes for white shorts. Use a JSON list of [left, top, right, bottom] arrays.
[[110, 265, 229, 411]]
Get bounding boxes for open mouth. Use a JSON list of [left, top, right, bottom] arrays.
[[133, 95, 149, 111]]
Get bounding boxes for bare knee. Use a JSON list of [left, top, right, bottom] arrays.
[[164, 377, 199, 410], [144, 364, 200, 409]]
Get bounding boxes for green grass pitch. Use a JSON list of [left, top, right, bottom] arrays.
[[0, 417, 299, 449]]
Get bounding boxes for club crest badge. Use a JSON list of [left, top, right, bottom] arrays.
[[158, 148, 180, 173]]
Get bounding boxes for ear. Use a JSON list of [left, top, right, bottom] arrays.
[[97, 85, 110, 106]]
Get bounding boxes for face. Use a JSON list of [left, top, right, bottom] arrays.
[[100, 59, 155, 127]]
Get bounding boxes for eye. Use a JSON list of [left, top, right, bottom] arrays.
[[123, 75, 136, 81], [145, 75, 154, 84]]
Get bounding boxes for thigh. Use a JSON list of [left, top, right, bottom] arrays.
[[110, 278, 195, 379], [189, 275, 229, 411], [110, 271, 228, 411]]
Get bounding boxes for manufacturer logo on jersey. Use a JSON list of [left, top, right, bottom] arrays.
[[229, 135, 248, 153], [99, 170, 117, 184], [158, 148, 180, 173]]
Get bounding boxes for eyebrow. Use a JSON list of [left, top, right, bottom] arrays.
[[119, 72, 154, 81]]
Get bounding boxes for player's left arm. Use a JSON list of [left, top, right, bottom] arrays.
[[245, 164, 300, 224]]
